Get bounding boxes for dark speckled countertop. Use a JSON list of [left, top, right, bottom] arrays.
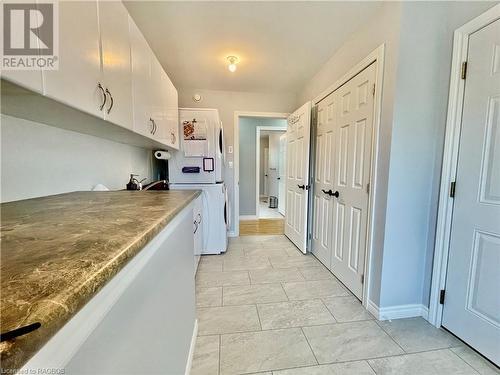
[[0, 190, 200, 371]]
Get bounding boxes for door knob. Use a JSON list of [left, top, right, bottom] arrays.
[[298, 184, 306, 190], [321, 189, 339, 198]]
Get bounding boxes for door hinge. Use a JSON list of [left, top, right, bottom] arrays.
[[372, 84, 376, 96], [366, 183, 370, 194], [439, 289, 446, 305], [361, 274, 365, 284], [450, 181, 456, 198], [461, 61, 467, 80]]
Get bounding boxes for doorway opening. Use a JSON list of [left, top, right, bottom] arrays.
[[234, 113, 288, 236], [257, 127, 287, 219]]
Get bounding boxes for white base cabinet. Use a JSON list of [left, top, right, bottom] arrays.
[[193, 196, 203, 274], [20, 204, 196, 375]]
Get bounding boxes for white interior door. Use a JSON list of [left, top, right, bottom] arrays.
[[263, 148, 269, 197], [328, 63, 376, 299], [442, 19, 500, 366], [268, 133, 280, 198], [285, 102, 312, 253], [278, 134, 287, 215], [312, 94, 336, 267]]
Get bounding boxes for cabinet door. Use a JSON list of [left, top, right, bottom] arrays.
[[43, 1, 103, 118], [165, 74, 179, 149], [1, 6, 43, 93], [129, 16, 155, 138], [152, 59, 179, 149], [98, 1, 132, 129], [150, 56, 167, 142]]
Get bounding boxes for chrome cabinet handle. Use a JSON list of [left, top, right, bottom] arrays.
[[153, 119, 157, 134], [105, 88, 113, 114], [149, 118, 156, 134], [97, 83, 106, 111], [171, 132, 176, 144]]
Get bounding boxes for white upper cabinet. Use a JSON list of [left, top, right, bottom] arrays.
[[1, 7, 43, 93], [130, 17, 179, 150], [5, 0, 177, 149], [129, 16, 155, 139], [150, 56, 169, 144], [164, 73, 179, 149], [98, 1, 133, 130], [1, 68, 43, 95], [43, 1, 103, 118]]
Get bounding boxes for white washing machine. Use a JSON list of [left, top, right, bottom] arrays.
[[170, 183, 228, 254]]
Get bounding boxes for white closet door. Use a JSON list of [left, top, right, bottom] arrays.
[[330, 63, 376, 299], [285, 102, 312, 253], [442, 19, 500, 366], [312, 94, 336, 267]]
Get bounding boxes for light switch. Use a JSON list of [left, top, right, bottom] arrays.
[[228, 161, 233, 168], [228, 145, 233, 154]]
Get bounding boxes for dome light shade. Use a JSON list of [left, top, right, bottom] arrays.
[[227, 56, 239, 72]]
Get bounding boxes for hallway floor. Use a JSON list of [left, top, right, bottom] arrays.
[[191, 235, 498, 375], [239, 219, 284, 236], [259, 200, 284, 219]]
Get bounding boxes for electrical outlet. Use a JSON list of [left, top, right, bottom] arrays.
[[228, 145, 233, 154]]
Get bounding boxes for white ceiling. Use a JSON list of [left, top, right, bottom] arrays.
[[124, 1, 383, 93]]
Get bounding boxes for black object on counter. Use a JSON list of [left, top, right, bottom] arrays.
[[127, 174, 139, 190], [1, 322, 41, 342]]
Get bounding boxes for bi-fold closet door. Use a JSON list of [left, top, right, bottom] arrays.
[[312, 63, 376, 299]]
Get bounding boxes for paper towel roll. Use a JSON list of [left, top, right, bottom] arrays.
[[154, 151, 171, 160]]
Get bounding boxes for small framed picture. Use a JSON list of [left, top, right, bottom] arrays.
[[203, 157, 214, 172]]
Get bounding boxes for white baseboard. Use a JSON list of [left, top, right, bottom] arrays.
[[366, 299, 380, 319], [185, 319, 198, 375], [367, 300, 429, 321], [239, 215, 258, 220], [227, 231, 237, 237]]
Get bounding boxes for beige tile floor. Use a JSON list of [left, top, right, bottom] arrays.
[[191, 235, 499, 375]]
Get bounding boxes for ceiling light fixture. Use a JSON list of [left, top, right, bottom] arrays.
[[227, 56, 239, 72]]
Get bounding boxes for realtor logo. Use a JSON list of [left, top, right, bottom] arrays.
[[1, 1, 58, 70]]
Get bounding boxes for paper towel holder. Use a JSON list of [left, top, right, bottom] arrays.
[[154, 150, 171, 160]]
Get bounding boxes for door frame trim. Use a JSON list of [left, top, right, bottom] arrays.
[[311, 44, 385, 310], [428, 4, 500, 327], [233, 111, 289, 236], [255, 125, 287, 219]]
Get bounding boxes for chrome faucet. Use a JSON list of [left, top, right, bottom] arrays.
[[143, 179, 169, 191]]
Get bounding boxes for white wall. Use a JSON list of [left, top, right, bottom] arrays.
[[1, 115, 153, 202], [382, 1, 497, 308], [178, 88, 296, 233], [299, 1, 496, 310]]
